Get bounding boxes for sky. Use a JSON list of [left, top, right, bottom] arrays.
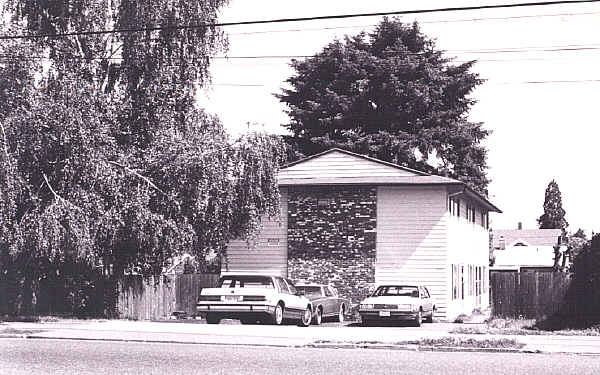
[[198, 0, 600, 235]]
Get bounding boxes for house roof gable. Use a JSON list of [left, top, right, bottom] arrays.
[[280, 148, 429, 178], [492, 229, 562, 248]]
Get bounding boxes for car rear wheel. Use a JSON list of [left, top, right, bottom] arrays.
[[313, 307, 322, 325], [206, 314, 220, 324], [298, 306, 312, 327], [414, 309, 422, 327], [336, 304, 345, 323], [424, 307, 435, 323], [272, 303, 284, 325]]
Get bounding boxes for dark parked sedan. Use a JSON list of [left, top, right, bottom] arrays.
[[294, 284, 350, 325]]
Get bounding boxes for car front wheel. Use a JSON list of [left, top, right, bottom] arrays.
[[313, 307, 322, 325], [336, 304, 345, 323], [298, 306, 312, 327]]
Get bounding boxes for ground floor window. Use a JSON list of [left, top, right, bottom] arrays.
[[453, 264, 487, 302], [451, 264, 463, 300]]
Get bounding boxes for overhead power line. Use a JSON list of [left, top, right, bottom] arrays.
[[0, 1, 599, 40], [227, 11, 600, 36]]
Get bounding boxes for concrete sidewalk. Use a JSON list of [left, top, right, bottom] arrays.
[[2, 320, 600, 355]]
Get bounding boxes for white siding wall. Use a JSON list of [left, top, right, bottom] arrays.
[[375, 186, 449, 319], [446, 197, 490, 321], [279, 151, 419, 179], [223, 188, 288, 276]]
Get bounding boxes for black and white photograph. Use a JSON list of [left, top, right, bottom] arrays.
[[1, 1, 600, 374]]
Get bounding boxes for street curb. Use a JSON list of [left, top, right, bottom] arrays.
[[14, 333, 536, 354], [19, 334, 305, 348]]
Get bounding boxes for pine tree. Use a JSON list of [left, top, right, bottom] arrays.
[[279, 18, 489, 194], [537, 180, 568, 230]]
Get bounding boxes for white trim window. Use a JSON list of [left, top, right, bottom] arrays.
[[467, 204, 476, 223], [448, 196, 460, 217]]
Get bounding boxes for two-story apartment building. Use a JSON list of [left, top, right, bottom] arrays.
[[223, 149, 501, 321]]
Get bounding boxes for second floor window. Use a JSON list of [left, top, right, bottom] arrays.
[[467, 205, 476, 223], [448, 196, 460, 217]]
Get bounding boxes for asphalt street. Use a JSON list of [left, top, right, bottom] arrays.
[[2, 338, 600, 375]]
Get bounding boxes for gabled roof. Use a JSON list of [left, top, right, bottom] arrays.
[[282, 148, 429, 176], [492, 229, 562, 248], [278, 148, 501, 213]]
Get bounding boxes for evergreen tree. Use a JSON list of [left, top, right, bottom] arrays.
[[279, 18, 489, 194], [537, 180, 568, 230]]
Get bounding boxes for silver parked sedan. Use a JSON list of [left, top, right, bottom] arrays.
[[358, 284, 436, 326]]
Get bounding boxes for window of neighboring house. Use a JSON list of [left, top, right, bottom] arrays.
[[469, 265, 474, 296], [448, 196, 460, 217], [452, 264, 463, 300], [467, 205, 476, 223], [460, 265, 465, 300], [483, 266, 488, 293], [481, 212, 489, 229]]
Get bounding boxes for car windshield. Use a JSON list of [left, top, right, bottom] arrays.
[[295, 286, 322, 297], [373, 286, 419, 297], [219, 276, 274, 288]]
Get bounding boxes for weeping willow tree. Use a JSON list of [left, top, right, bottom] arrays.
[[0, 0, 285, 316]]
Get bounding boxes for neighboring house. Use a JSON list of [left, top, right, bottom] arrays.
[[223, 148, 501, 321], [491, 228, 563, 271]]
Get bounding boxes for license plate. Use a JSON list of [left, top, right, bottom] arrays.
[[379, 311, 391, 317], [225, 295, 240, 302]]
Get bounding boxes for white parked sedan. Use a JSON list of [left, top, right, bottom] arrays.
[[358, 284, 436, 326], [196, 274, 313, 326]]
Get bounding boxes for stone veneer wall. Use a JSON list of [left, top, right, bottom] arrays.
[[287, 186, 376, 305]]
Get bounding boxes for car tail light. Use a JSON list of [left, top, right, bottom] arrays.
[[243, 295, 266, 302], [198, 295, 221, 301]]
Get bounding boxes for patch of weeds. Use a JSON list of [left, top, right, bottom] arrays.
[[402, 337, 524, 349], [0, 327, 43, 335], [487, 317, 536, 330]]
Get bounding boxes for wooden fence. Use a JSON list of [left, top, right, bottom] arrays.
[[490, 270, 571, 319], [117, 273, 219, 320]]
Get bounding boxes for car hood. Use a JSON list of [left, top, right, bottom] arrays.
[[360, 296, 418, 305]]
